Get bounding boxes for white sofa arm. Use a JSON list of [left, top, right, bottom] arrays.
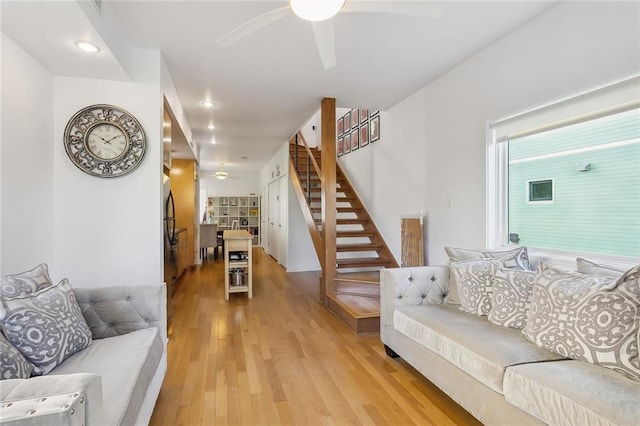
[[0, 373, 102, 425], [380, 266, 450, 344], [73, 283, 167, 344]]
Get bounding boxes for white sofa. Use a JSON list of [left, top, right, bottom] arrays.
[[0, 283, 167, 426], [380, 264, 640, 426]]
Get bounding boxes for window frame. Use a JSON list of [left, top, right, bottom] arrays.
[[526, 178, 554, 204], [486, 79, 640, 270]]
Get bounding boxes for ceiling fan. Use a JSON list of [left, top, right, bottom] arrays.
[[216, 0, 443, 69]]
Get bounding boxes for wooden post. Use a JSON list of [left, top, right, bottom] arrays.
[[321, 98, 336, 305]]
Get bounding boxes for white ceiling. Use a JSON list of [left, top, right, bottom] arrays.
[[2, 0, 558, 174]]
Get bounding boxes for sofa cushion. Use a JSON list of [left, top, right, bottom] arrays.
[[524, 262, 640, 381], [0, 279, 92, 375], [445, 246, 530, 305], [0, 331, 34, 379], [488, 268, 535, 329], [0, 263, 52, 299], [50, 327, 163, 426], [394, 303, 563, 393], [504, 360, 640, 426]]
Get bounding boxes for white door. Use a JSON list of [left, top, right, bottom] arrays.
[[277, 175, 288, 267], [268, 180, 279, 259], [260, 186, 267, 248]]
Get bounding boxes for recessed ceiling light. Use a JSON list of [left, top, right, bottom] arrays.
[[75, 40, 100, 53], [207, 123, 215, 130], [210, 138, 217, 144], [202, 100, 214, 108]]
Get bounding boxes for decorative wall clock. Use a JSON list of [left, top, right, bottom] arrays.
[[63, 104, 147, 178]]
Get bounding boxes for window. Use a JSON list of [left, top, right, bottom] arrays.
[[488, 76, 640, 260], [527, 179, 553, 203]]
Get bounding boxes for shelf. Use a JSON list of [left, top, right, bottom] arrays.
[[207, 194, 261, 246], [229, 261, 249, 267]]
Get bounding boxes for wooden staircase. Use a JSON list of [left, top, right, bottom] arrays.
[[289, 139, 398, 334]]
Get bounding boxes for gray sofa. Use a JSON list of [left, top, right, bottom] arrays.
[[380, 266, 640, 426], [0, 284, 167, 425]]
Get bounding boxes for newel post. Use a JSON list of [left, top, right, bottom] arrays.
[[320, 97, 337, 305]]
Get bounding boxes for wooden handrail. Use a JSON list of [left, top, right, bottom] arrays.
[[288, 161, 324, 270], [293, 131, 323, 185]]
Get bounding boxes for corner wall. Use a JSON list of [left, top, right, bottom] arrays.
[[0, 34, 55, 274], [339, 1, 640, 265], [52, 49, 164, 287]]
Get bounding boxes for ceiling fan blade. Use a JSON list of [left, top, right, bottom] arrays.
[[216, 6, 291, 47], [342, 1, 443, 18], [311, 20, 336, 69]]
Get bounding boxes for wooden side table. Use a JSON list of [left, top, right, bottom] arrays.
[[223, 230, 253, 300]]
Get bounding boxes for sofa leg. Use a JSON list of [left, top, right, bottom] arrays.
[[384, 345, 399, 358]]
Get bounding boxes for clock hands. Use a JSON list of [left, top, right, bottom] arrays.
[[104, 134, 124, 144]]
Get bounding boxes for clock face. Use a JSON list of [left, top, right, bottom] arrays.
[[86, 124, 128, 160], [64, 104, 146, 178]]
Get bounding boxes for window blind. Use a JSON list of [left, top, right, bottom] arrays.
[[492, 75, 640, 143]]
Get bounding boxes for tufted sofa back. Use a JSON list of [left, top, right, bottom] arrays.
[[73, 283, 167, 344], [380, 266, 450, 342]]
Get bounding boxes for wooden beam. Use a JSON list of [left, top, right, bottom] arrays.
[[321, 98, 337, 305]]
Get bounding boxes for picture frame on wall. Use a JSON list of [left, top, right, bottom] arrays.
[[370, 110, 379, 117], [350, 109, 358, 130], [370, 115, 380, 142], [343, 112, 351, 132], [360, 121, 370, 147], [337, 116, 344, 136], [351, 128, 360, 151], [337, 136, 344, 156], [344, 132, 352, 154], [359, 109, 369, 124]]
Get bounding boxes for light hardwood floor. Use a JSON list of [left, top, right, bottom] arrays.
[[150, 248, 480, 426]]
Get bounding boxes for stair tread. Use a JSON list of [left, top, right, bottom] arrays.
[[326, 292, 380, 318], [337, 230, 375, 237], [337, 243, 384, 251], [337, 218, 368, 224], [337, 257, 394, 266]]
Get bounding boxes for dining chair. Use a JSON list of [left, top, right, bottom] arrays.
[[200, 224, 218, 261]]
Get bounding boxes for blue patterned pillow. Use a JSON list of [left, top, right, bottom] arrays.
[[0, 263, 53, 299], [0, 331, 34, 379], [0, 279, 92, 375]]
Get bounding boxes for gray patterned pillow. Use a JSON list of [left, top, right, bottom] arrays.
[[1, 331, 34, 379], [524, 262, 640, 381], [450, 259, 498, 316], [488, 268, 535, 329], [445, 246, 530, 304], [0, 263, 53, 299], [576, 258, 626, 279], [0, 278, 92, 375]]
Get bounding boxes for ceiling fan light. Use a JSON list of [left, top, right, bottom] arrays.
[[290, 0, 345, 22], [215, 171, 228, 180]]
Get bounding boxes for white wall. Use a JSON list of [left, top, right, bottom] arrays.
[[52, 49, 164, 287], [0, 34, 55, 274], [339, 1, 640, 265]]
